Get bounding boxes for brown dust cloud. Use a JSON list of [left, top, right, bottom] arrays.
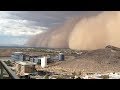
[[27, 11, 120, 50]]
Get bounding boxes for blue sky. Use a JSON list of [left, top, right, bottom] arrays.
[[0, 11, 101, 46]]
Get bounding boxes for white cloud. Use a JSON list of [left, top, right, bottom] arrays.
[[0, 12, 48, 37]]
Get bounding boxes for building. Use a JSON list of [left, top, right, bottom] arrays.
[[11, 52, 26, 61], [58, 53, 64, 61], [30, 55, 51, 64], [11, 52, 40, 62], [29, 55, 40, 63], [41, 57, 47, 68], [15, 61, 36, 76]]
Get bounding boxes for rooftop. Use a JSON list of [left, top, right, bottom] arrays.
[[13, 52, 23, 54], [16, 61, 36, 65]]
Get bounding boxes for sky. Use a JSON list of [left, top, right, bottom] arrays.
[[0, 11, 101, 46]]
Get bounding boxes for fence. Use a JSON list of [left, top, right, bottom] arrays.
[[0, 60, 19, 79]]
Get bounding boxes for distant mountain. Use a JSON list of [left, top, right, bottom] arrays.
[[0, 44, 28, 48], [0, 44, 19, 46]]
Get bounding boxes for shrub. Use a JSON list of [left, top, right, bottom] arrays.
[[4, 60, 13, 66], [56, 75, 65, 79], [72, 71, 77, 76], [78, 71, 82, 75], [99, 75, 109, 79], [44, 75, 49, 79], [86, 72, 95, 75]]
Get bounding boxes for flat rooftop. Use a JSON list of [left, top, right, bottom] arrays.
[[16, 61, 36, 65]]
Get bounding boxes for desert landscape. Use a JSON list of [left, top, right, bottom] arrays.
[[1, 11, 120, 79], [1, 45, 120, 79]]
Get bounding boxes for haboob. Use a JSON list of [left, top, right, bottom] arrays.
[[27, 11, 120, 50]]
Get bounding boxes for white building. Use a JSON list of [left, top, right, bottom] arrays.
[[41, 57, 47, 68]]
